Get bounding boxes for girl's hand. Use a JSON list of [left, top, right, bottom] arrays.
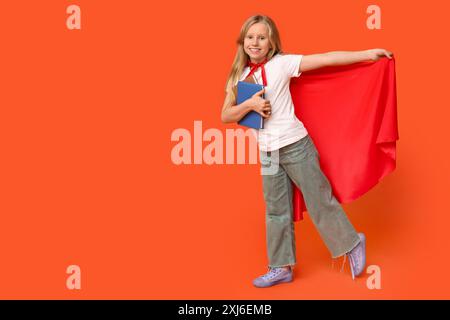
[[366, 48, 394, 61], [248, 88, 272, 118]]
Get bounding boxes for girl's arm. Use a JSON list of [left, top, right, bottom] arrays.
[[221, 99, 253, 123], [300, 48, 393, 72], [221, 88, 270, 123]]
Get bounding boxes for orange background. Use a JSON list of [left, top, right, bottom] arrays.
[[0, 0, 449, 299]]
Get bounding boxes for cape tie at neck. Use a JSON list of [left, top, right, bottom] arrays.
[[246, 58, 268, 86]]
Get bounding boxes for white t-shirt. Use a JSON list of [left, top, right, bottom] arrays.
[[235, 53, 309, 152]]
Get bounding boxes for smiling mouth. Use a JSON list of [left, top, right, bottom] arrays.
[[249, 48, 261, 53]]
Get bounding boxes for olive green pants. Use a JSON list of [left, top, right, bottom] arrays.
[[260, 134, 360, 268]]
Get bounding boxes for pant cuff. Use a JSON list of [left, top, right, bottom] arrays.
[[269, 262, 296, 270], [331, 237, 361, 259]]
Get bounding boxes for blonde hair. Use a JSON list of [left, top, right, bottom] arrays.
[[223, 15, 284, 110]]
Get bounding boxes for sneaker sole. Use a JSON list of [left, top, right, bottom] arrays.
[[253, 274, 293, 288]]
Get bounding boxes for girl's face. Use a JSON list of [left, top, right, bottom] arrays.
[[244, 22, 271, 63]]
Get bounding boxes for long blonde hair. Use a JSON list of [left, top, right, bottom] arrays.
[[223, 15, 284, 110]]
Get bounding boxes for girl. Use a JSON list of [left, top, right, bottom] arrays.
[[221, 15, 393, 288]]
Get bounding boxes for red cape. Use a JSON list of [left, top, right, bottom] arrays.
[[289, 57, 398, 222]]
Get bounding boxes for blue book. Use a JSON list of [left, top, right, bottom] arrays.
[[237, 81, 265, 129]]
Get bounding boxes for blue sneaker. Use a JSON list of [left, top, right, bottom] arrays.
[[253, 267, 293, 288], [347, 233, 366, 280]]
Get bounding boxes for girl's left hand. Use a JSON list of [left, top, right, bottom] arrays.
[[366, 48, 394, 61]]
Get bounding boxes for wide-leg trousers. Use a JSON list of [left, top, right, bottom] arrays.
[[260, 134, 360, 268]]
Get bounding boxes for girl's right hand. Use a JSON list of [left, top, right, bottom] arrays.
[[248, 88, 272, 118]]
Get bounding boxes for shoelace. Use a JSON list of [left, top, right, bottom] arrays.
[[349, 249, 360, 269], [262, 267, 285, 281], [331, 246, 361, 272], [330, 253, 348, 272]]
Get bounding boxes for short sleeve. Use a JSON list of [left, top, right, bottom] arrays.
[[283, 54, 303, 78]]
